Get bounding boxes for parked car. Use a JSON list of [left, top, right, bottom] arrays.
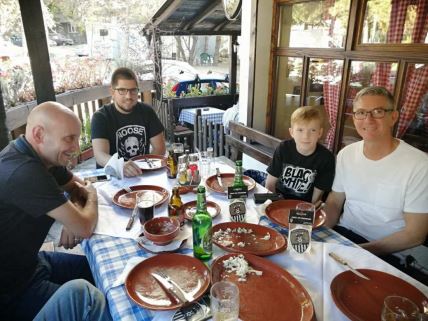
[[171, 73, 230, 97], [49, 34, 74, 46]]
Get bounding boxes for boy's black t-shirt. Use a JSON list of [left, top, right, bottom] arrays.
[[267, 139, 335, 202]]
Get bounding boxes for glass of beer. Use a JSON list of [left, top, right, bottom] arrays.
[[136, 191, 155, 224], [210, 281, 239, 321]]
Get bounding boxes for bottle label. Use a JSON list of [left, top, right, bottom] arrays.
[[227, 186, 248, 199], [229, 199, 246, 222]]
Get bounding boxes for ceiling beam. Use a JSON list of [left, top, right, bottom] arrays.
[[213, 18, 232, 32], [151, 0, 184, 28], [183, 0, 222, 31]]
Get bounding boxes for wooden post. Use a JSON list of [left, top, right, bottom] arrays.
[[0, 84, 9, 149], [18, 0, 55, 103]]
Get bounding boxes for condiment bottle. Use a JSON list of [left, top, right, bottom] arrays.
[[168, 187, 184, 226], [166, 148, 177, 179]]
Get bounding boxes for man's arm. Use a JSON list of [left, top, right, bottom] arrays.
[[47, 180, 98, 239], [92, 138, 112, 167], [324, 191, 346, 228], [265, 174, 278, 193], [361, 212, 428, 255], [150, 132, 166, 155]]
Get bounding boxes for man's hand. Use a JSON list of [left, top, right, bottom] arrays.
[[58, 226, 83, 249], [70, 181, 97, 206], [123, 160, 142, 177]]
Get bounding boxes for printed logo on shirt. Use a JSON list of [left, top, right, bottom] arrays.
[[279, 164, 316, 194], [116, 125, 147, 160]]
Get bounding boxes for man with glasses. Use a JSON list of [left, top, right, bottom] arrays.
[[325, 86, 428, 283], [91, 67, 166, 177]]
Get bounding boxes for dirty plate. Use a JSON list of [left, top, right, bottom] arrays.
[[112, 185, 169, 209], [125, 253, 211, 310], [211, 253, 314, 321], [205, 173, 256, 194], [331, 269, 428, 321], [265, 199, 326, 229], [183, 200, 221, 221], [212, 222, 287, 256], [131, 154, 166, 171]]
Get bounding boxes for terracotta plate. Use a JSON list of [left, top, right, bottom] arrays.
[[331, 269, 428, 321], [211, 253, 314, 321], [112, 185, 169, 209], [183, 200, 221, 221], [205, 173, 256, 194], [131, 154, 166, 171], [212, 222, 287, 256], [265, 199, 326, 229], [125, 253, 211, 310]]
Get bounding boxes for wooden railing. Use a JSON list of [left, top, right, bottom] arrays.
[[6, 81, 154, 138]]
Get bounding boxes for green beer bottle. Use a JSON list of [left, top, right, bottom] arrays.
[[229, 160, 247, 222], [192, 186, 212, 260], [232, 160, 245, 188]]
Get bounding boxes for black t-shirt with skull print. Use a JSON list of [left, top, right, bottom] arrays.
[[266, 139, 335, 202], [91, 102, 164, 165]]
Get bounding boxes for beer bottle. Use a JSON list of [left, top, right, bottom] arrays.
[[168, 187, 184, 226], [166, 148, 177, 179], [229, 160, 247, 222], [232, 160, 245, 188], [192, 186, 212, 260]]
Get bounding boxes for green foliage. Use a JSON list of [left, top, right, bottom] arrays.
[[80, 114, 92, 151]]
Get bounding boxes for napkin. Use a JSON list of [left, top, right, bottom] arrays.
[[110, 256, 146, 289], [254, 199, 272, 222], [104, 153, 124, 179]]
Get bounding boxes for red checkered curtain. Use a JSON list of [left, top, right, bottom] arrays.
[[323, 82, 340, 150], [396, 0, 428, 137], [396, 65, 428, 137], [371, 0, 409, 91]]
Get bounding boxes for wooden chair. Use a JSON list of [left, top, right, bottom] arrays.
[[225, 121, 281, 165]]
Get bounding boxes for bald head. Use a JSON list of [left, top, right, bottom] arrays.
[[25, 102, 82, 167], [26, 101, 80, 135]]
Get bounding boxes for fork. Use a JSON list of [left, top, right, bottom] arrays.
[[145, 157, 154, 168], [123, 186, 133, 193], [157, 270, 193, 302]]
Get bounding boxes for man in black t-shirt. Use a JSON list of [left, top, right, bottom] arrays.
[[266, 106, 335, 203], [0, 102, 110, 321], [91, 67, 165, 177]]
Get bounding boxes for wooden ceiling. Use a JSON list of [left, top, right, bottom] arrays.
[[143, 0, 241, 36]]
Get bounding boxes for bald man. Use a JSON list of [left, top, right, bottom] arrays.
[[0, 102, 109, 321]]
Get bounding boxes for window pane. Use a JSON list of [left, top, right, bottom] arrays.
[[278, 0, 350, 48], [273, 57, 303, 139], [362, 0, 428, 44], [306, 59, 344, 150], [341, 61, 398, 148], [397, 63, 428, 152]]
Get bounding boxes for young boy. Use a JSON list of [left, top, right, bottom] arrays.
[[265, 106, 335, 203]]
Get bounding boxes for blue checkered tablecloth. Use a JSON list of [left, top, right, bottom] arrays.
[[81, 217, 356, 321], [178, 107, 225, 125]]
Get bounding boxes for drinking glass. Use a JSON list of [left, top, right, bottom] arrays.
[[296, 202, 315, 216], [381, 296, 420, 321], [210, 281, 239, 321], [199, 151, 211, 180], [136, 191, 156, 224], [172, 142, 184, 162]]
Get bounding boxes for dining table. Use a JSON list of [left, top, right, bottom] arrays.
[[178, 107, 225, 126], [75, 157, 428, 321]]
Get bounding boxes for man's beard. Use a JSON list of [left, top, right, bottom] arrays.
[[115, 100, 136, 114]]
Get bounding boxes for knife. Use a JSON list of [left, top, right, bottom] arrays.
[[329, 252, 370, 280], [151, 272, 187, 304], [216, 168, 224, 189], [145, 157, 153, 168], [125, 206, 138, 231]]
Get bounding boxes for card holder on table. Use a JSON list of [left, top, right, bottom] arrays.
[[253, 193, 283, 204]]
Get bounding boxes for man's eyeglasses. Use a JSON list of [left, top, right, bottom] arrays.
[[353, 108, 394, 120], [114, 88, 139, 95]]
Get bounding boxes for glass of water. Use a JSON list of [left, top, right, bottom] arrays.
[[210, 281, 240, 321]]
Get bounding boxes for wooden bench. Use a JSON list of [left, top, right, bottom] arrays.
[[225, 121, 281, 165]]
